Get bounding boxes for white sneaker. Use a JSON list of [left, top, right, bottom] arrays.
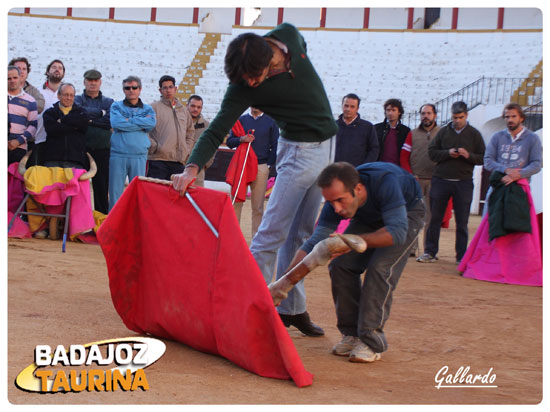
[[349, 341, 381, 363], [332, 335, 359, 356]]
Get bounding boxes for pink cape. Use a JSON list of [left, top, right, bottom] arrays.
[[458, 179, 542, 286], [97, 178, 313, 387]]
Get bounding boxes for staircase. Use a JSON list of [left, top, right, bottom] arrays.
[[177, 33, 222, 102], [511, 60, 543, 106]]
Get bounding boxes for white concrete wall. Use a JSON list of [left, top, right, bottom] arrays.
[[369, 8, 409, 29], [72, 8, 110, 19], [112, 8, 151, 22], [325, 8, 364, 29], [198, 8, 234, 34], [252, 8, 279, 26], [431, 8, 454, 29], [155, 8, 194, 24], [457, 8, 499, 30], [283, 8, 322, 28], [503, 8, 542, 30]]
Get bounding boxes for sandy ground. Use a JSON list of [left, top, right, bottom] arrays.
[[7, 199, 543, 405]]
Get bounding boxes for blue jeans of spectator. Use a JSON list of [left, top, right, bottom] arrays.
[[109, 152, 147, 211], [328, 199, 425, 353], [424, 177, 474, 261], [250, 137, 332, 316]]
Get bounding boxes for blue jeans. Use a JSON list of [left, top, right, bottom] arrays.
[[328, 199, 425, 353], [424, 177, 474, 261], [250, 137, 333, 315], [109, 152, 147, 211]]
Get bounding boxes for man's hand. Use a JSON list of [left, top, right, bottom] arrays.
[[240, 132, 255, 143], [502, 168, 521, 186], [8, 140, 20, 151], [171, 165, 199, 195], [457, 147, 470, 159], [449, 148, 460, 158]]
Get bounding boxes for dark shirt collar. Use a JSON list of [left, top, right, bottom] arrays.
[[84, 90, 103, 99], [123, 98, 143, 108]]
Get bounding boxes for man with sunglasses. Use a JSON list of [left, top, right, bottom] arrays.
[[109, 76, 156, 211]]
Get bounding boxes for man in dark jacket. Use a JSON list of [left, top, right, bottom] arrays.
[[418, 101, 485, 264], [41, 83, 89, 169], [74, 69, 114, 214], [334, 93, 379, 166], [374, 98, 411, 168]]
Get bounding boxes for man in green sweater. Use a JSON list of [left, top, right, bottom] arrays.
[[172, 23, 337, 336]]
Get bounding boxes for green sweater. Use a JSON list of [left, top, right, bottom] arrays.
[[187, 23, 338, 168]]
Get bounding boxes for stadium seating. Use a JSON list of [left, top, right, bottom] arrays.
[[8, 15, 542, 124]]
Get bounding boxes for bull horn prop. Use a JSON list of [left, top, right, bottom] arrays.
[[17, 150, 31, 177], [78, 153, 97, 181], [268, 233, 367, 306], [17, 151, 96, 181]]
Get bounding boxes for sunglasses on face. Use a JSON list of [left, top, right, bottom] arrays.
[[124, 86, 139, 90]]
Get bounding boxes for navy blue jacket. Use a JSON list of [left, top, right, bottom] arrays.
[[41, 102, 89, 168], [75, 90, 114, 150], [227, 113, 279, 166], [335, 113, 379, 166]]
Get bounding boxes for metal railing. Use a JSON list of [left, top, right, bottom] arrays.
[[403, 77, 543, 129], [524, 101, 543, 132]]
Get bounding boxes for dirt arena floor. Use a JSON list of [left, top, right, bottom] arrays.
[[7, 199, 543, 405]]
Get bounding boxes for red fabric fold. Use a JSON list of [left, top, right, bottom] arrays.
[[225, 144, 258, 203], [97, 178, 313, 387]]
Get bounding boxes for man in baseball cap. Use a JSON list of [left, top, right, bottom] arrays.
[[74, 69, 113, 214]]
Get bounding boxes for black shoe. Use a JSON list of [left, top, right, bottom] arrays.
[[279, 311, 325, 337]]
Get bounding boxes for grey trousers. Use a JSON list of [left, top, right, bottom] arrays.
[[328, 200, 425, 353]]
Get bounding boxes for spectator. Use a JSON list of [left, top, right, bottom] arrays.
[[417, 101, 485, 264], [186, 94, 212, 187], [35, 59, 65, 144], [147, 75, 195, 181], [9, 57, 45, 114], [400, 103, 441, 255], [226, 107, 279, 238], [334, 93, 379, 166], [172, 23, 337, 336], [41, 83, 88, 168], [108, 76, 156, 211], [483, 103, 542, 205], [374, 98, 412, 168], [8, 65, 37, 165], [74, 69, 114, 215]]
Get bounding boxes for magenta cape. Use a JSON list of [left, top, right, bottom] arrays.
[[97, 178, 313, 387], [458, 179, 542, 286]]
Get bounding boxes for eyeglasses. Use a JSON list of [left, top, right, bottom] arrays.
[[124, 86, 140, 91]]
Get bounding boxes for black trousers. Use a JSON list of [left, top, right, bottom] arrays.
[[146, 160, 185, 181], [89, 148, 110, 215]]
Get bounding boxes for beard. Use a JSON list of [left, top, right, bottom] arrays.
[[422, 119, 434, 128], [48, 73, 64, 83], [507, 122, 520, 131]]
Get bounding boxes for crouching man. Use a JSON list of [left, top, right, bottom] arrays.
[[270, 162, 425, 363]]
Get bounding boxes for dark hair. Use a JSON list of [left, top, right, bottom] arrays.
[[187, 94, 203, 103], [159, 75, 176, 88], [45, 59, 65, 76], [342, 93, 361, 107], [317, 162, 360, 194], [419, 103, 437, 114], [502, 103, 525, 122], [122, 75, 142, 89], [384, 98, 404, 118], [224, 32, 273, 84], [9, 57, 30, 73], [451, 101, 468, 115], [8, 65, 20, 76]]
